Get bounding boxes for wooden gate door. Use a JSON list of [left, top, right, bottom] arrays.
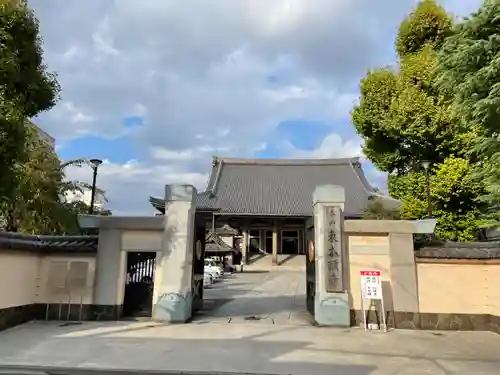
[[305, 224, 315, 316], [192, 214, 206, 314], [123, 252, 156, 317]]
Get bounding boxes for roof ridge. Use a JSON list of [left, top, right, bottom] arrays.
[[349, 162, 375, 193], [214, 156, 360, 166], [209, 157, 224, 194]]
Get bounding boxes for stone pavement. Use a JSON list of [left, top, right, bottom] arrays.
[[0, 320, 499, 375], [0, 260, 499, 375], [195, 260, 310, 325]]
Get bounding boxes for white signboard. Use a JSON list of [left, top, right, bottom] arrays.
[[360, 270, 387, 332], [360, 270, 383, 300]]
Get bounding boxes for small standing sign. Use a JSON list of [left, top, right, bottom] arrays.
[[360, 270, 387, 332]]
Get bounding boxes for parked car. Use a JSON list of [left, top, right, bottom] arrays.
[[204, 258, 224, 277], [203, 272, 213, 287], [204, 268, 220, 281]]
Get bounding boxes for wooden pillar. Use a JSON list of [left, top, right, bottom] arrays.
[[259, 229, 265, 253], [242, 228, 248, 264], [272, 221, 278, 265]]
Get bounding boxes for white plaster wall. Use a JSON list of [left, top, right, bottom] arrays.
[[0, 251, 39, 308], [35, 254, 97, 305], [122, 230, 162, 251]]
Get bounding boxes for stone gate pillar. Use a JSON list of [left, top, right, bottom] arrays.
[[153, 184, 196, 323], [313, 184, 350, 326]]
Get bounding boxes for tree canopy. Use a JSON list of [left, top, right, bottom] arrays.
[[396, 0, 453, 57], [438, 0, 500, 227], [0, 0, 59, 206], [352, 0, 487, 240], [389, 156, 486, 240], [0, 127, 110, 234], [0, 1, 111, 234]]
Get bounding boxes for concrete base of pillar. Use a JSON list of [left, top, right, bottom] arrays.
[[314, 291, 350, 327], [153, 291, 192, 323]]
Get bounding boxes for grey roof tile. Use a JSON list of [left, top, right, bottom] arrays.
[[215, 224, 238, 235], [0, 232, 98, 253], [151, 156, 394, 217], [205, 230, 234, 252], [150, 192, 218, 214], [416, 241, 500, 260], [206, 157, 376, 216]]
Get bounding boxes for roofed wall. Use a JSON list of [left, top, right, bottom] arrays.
[[0, 232, 98, 331]]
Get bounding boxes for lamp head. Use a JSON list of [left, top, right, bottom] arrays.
[[90, 158, 103, 169], [421, 161, 431, 170]]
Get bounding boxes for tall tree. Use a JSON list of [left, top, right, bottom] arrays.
[[438, 0, 500, 227], [0, 0, 59, 206], [1, 128, 110, 234], [395, 0, 453, 56], [389, 157, 486, 240], [352, 0, 485, 240], [352, 0, 462, 173]]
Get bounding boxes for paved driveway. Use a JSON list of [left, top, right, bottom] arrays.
[[196, 266, 310, 324]]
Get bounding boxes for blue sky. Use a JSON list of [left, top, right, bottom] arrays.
[[30, 0, 482, 215]]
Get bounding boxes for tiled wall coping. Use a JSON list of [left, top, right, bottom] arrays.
[[416, 258, 500, 265], [0, 232, 97, 253]]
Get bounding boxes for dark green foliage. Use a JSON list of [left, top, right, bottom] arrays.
[[353, 0, 486, 240], [0, 101, 26, 205], [0, 129, 111, 234], [0, 0, 60, 207], [0, 1, 60, 117], [438, 0, 500, 227]]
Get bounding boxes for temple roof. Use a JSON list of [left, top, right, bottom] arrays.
[[205, 230, 234, 252], [151, 156, 398, 217]]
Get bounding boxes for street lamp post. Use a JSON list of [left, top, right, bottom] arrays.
[[421, 161, 432, 217], [89, 159, 103, 215]]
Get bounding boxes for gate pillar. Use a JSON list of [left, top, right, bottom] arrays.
[[312, 185, 350, 326], [153, 184, 197, 323]]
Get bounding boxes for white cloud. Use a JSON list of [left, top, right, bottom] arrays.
[[64, 160, 209, 215], [32, 0, 421, 145], [283, 133, 362, 159], [28, 0, 481, 214]]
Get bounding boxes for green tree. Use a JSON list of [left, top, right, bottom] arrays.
[[352, 1, 464, 173], [363, 198, 402, 220], [389, 157, 486, 241], [0, 0, 59, 207], [396, 0, 453, 56], [352, 0, 485, 240], [0, 0, 59, 116], [1, 127, 110, 234], [438, 0, 500, 227]]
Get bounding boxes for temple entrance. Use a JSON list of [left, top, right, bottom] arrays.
[[123, 252, 156, 317], [193, 223, 310, 325], [281, 230, 299, 255]]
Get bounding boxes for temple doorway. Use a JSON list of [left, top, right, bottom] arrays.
[[281, 230, 299, 255]]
